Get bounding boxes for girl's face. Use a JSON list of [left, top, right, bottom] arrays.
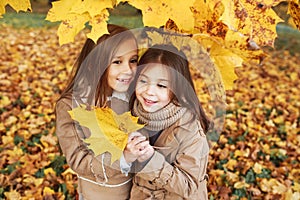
[[135, 64, 171, 113], [107, 39, 138, 93]]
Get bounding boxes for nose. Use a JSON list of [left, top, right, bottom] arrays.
[[121, 61, 135, 75], [145, 83, 155, 95]]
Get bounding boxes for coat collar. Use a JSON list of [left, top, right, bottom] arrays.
[[152, 123, 180, 156]]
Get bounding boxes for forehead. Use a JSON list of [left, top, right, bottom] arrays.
[[140, 64, 169, 80], [114, 39, 137, 57]]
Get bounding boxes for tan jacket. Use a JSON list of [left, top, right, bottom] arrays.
[[55, 94, 132, 200], [130, 111, 209, 200]]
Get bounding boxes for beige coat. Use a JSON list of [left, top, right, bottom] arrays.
[[55, 94, 132, 200], [130, 111, 209, 200]]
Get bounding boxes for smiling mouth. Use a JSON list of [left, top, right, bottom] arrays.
[[143, 98, 157, 105], [117, 78, 131, 84]]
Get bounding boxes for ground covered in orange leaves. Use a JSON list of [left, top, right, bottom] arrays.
[[0, 25, 299, 199]]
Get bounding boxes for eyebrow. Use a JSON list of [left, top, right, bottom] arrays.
[[139, 74, 169, 82], [113, 53, 138, 58]]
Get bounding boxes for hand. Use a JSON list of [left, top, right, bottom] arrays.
[[137, 144, 154, 163], [123, 132, 148, 163]]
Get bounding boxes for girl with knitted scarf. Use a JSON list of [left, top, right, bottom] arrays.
[[124, 44, 211, 199]]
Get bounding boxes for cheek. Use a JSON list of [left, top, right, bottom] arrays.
[[135, 86, 142, 97], [135, 82, 144, 93], [162, 90, 171, 103], [107, 67, 116, 79]]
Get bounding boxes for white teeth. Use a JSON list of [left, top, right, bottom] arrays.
[[144, 98, 156, 103], [118, 78, 130, 82]]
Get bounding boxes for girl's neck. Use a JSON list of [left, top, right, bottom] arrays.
[[108, 91, 129, 102]]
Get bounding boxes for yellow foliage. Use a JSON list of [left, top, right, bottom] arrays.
[[57, 13, 90, 45], [234, 181, 250, 189], [192, 0, 226, 37], [1, 2, 299, 199], [0, 95, 10, 107], [0, 0, 31, 17], [194, 34, 242, 90], [253, 162, 263, 174], [4, 190, 21, 200], [68, 105, 144, 163], [220, 0, 284, 47], [288, 0, 300, 30], [46, 0, 113, 45], [285, 189, 300, 200], [124, 0, 195, 31], [43, 187, 55, 195], [224, 159, 237, 171], [86, 10, 110, 43], [42, 0, 286, 87], [45, 0, 80, 22]]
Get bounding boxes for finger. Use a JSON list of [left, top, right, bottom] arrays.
[[126, 140, 148, 152], [138, 144, 153, 155], [136, 141, 150, 151], [128, 132, 143, 141], [130, 136, 147, 145]]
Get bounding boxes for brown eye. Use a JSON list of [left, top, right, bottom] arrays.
[[112, 60, 121, 64], [139, 79, 147, 84], [157, 84, 167, 88], [130, 58, 138, 63]]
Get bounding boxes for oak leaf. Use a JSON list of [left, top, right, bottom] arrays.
[[68, 105, 144, 163]]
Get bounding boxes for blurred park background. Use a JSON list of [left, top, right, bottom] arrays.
[[0, 0, 300, 199]]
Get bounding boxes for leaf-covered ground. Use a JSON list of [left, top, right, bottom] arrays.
[[0, 24, 299, 199]]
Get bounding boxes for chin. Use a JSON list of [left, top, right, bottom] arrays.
[[144, 107, 159, 113], [113, 87, 129, 93]]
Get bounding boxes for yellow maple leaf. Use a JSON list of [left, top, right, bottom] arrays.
[[57, 13, 90, 45], [124, 0, 195, 31], [70, 0, 113, 18], [45, 0, 83, 22], [0, 1, 5, 17], [46, 0, 113, 45], [224, 29, 268, 62], [68, 105, 144, 163], [192, 0, 227, 37], [219, 0, 284, 47], [288, 0, 300, 30], [194, 34, 242, 90], [0, 0, 31, 17], [86, 10, 110, 43]]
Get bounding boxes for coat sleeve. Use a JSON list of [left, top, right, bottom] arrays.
[[55, 99, 107, 183], [135, 125, 209, 198]]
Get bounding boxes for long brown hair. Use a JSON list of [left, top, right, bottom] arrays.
[[59, 24, 137, 107], [130, 44, 212, 133]]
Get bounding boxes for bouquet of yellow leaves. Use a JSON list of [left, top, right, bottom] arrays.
[[68, 105, 144, 163]]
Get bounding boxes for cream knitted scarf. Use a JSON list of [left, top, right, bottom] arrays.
[[132, 100, 187, 131]]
